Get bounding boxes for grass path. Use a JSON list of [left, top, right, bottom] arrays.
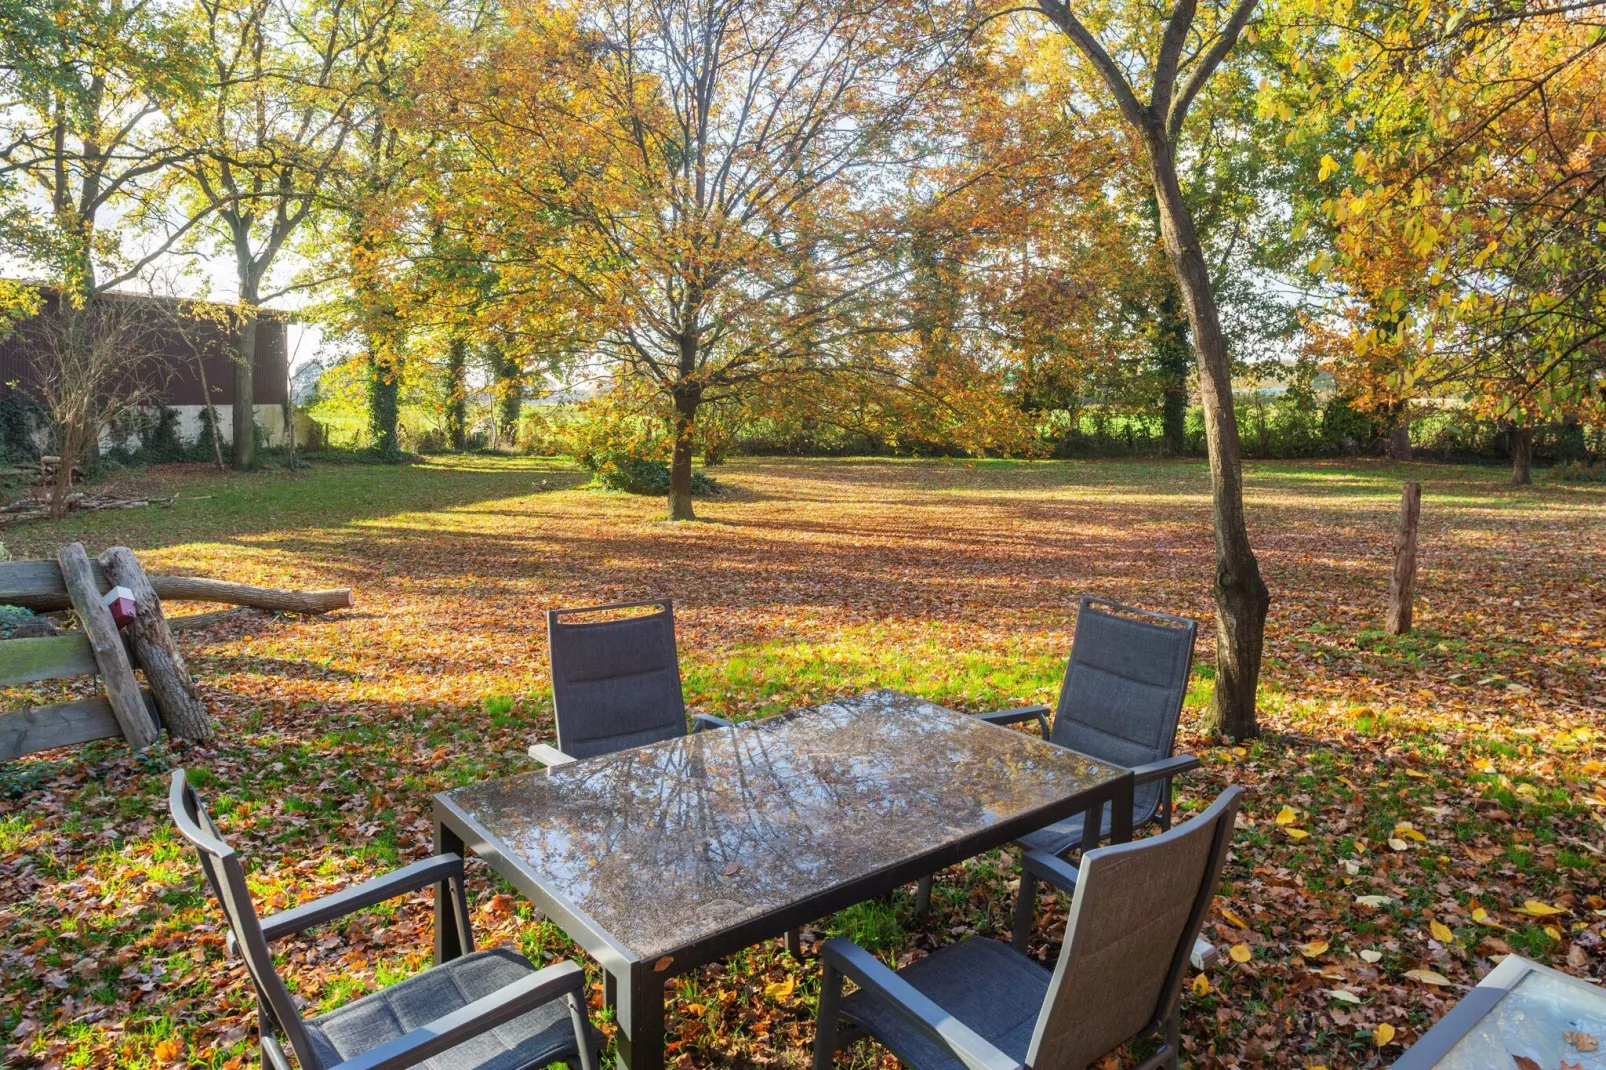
[[1, 455, 1602, 1068]]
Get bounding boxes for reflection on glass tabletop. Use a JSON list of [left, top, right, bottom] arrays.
[[442, 689, 1119, 959], [1436, 968, 1606, 1070]]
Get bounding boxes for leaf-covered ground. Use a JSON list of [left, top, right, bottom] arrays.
[[1, 455, 1602, 1069]]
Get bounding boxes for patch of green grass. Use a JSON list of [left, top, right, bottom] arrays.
[[825, 901, 904, 955]]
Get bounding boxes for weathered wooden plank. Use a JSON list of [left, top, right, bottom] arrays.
[[0, 559, 108, 610], [0, 633, 100, 685], [0, 691, 157, 761], [58, 544, 156, 750]]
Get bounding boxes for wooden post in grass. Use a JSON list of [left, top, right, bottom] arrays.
[[56, 543, 157, 749], [1386, 481, 1422, 635], [100, 546, 213, 741]]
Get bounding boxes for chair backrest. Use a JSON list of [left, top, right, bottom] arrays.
[[1027, 786, 1242, 1070], [548, 599, 687, 760], [1050, 597, 1197, 825], [168, 770, 322, 1069]]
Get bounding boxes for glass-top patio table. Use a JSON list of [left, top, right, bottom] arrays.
[[432, 688, 1135, 1070]]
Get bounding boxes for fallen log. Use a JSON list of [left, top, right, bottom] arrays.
[[148, 576, 354, 614], [0, 492, 166, 524], [0, 559, 353, 614]]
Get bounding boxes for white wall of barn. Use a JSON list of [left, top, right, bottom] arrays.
[[96, 404, 306, 451]]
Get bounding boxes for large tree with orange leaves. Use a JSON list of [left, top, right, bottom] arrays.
[[416, 0, 967, 519]]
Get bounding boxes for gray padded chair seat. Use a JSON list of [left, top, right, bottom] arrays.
[[1015, 806, 1115, 857], [841, 938, 1051, 1070], [306, 948, 579, 1070]]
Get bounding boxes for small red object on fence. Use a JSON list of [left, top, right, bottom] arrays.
[[101, 585, 137, 627]]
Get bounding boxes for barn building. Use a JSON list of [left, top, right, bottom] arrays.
[[0, 286, 295, 450]]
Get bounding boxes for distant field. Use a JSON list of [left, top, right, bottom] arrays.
[[2, 455, 1602, 1069]]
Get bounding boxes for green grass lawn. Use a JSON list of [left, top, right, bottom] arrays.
[[0, 454, 1602, 1069]]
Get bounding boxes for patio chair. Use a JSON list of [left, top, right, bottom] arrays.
[[526, 600, 799, 956], [527, 599, 732, 768], [815, 787, 1242, 1070], [168, 770, 598, 1070], [917, 596, 1200, 916]]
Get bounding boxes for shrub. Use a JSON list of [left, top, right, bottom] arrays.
[[139, 406, 187, 462], [590, 456, 719, 496], [1551, 459, 1605, 482]]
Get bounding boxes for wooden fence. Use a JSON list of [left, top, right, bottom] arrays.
[[1, 547, 351, 762], [0, 545, 161, 761], [0, 631, 158, 759]]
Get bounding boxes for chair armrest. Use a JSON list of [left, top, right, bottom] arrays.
[[1020, 849, 1080, 894], [821, 939, 1023, 1070], [528, 743, 578, 768], [258, 854, 465, 943], [1131, 753, 1201, 785], [691, 713, 734, 732], [331, 959, 587, 1070], [974, 705, 1051, 740]]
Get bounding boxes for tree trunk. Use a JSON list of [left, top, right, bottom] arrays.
[[668, 388, 699, 521], [233, 309, 257, 471], [284, 357, 298, 474], [194, 354, 226, 471], [49, 439, 78, 521], [1387, 419, 1413, 461], [368, 344, 400, 460], [445, 336, 468, 449], [1510, 424, 1533, 485], [1154, 286, 1190, 457], [491, 342, 521, 446], [99, 546, 213, 741], [1385, 481, 1421, 635], [1146, 133, 1269, 740]]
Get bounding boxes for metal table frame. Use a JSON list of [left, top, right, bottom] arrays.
[[432, 706, 1135, 1070]]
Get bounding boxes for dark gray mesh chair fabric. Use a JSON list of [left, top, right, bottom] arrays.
[[167, 770, 594, 1070], [306, 948, 578, 1070], [839, 937, 1050, 1070], [1022, 598, 1197, 855], [548, 601, 688, 760], [816, 788, 1242, 1070], [1051, 599, 1196, 825]]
